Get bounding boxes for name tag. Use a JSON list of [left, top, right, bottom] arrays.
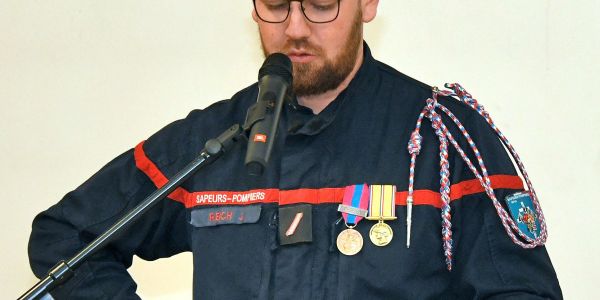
[[190, 205, 262, 227]]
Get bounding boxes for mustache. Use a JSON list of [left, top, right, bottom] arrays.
[[282, 39, 322, 55]]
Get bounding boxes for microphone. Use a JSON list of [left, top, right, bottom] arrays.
[[244, 53, 293, 176]]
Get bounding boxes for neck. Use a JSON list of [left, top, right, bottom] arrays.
[[296, 45, 364, 114]]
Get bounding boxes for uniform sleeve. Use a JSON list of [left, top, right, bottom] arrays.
[[445, 108, 563, 299], [28, 147, 190, 299]]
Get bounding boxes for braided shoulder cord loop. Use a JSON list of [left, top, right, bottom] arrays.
[[406, 83, 548, 271], [405, 108, 427, 249]]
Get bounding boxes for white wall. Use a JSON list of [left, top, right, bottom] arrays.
[[1, 0, 597, 298]]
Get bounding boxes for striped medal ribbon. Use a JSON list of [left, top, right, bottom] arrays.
[[336, 184, 370, 256], [367, 185, 397, 246]]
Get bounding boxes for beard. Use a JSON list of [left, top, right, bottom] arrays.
[[260, 9, 363, 97]]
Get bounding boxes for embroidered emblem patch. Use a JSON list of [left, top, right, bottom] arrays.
[[190, 205, 262, 227], [505, 192, 541, 239]]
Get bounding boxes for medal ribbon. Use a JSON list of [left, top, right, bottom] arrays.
[[368, 185, 396, 220], [341, 184, 370, 225]]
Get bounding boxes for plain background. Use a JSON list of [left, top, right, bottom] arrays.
[[1, 0, 598, 298]]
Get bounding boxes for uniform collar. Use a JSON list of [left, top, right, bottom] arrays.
[[286, 42, 376, 136]]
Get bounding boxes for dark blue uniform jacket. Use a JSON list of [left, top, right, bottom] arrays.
[[28, 44, 562, 299]]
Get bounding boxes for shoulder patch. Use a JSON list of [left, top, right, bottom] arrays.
[[505, 191, 541, 239]]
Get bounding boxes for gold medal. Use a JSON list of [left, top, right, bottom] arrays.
[[369, 221, 393, 246], [367, 185, 397, 247], [337, 228, 363, 256]]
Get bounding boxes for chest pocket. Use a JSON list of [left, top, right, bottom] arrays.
[[188, 205, 275, 299]]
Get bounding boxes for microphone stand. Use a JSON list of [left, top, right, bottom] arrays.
[[19, 123, 248, 300], [19, 50, 292, 300], [18, 55, 286, 299]]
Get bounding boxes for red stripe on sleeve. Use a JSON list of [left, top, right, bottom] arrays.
[[134, 141, 190, 205]]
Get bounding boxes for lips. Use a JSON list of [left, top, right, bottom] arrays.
[[286, 50, 317, 63]]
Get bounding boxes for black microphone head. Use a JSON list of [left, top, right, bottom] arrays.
[[258, 53, 293, 85]]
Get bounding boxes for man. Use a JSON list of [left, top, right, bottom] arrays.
[[28, 0, 562, 299]]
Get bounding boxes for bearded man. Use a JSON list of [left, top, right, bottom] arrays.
[[28, 0, 562, 299]]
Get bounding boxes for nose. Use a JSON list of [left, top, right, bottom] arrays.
[[284, 2, 311, 40]]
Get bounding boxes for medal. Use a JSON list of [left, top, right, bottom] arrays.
[[337, 227, 363, 255], [336, 184, 370, 255], [367, 185, 397, 246], [369, 221, 393, 246]]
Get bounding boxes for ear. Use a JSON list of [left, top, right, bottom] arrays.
[[252, 8, 259, 23], [360, 0, 379, 23]]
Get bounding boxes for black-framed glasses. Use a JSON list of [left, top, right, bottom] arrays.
[[253, 0, 341, 24]]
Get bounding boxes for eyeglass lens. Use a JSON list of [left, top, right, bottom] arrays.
[[254, 0, 340, 23]]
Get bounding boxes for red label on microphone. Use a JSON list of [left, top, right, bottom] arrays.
[[253, 134, 267, 143]]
